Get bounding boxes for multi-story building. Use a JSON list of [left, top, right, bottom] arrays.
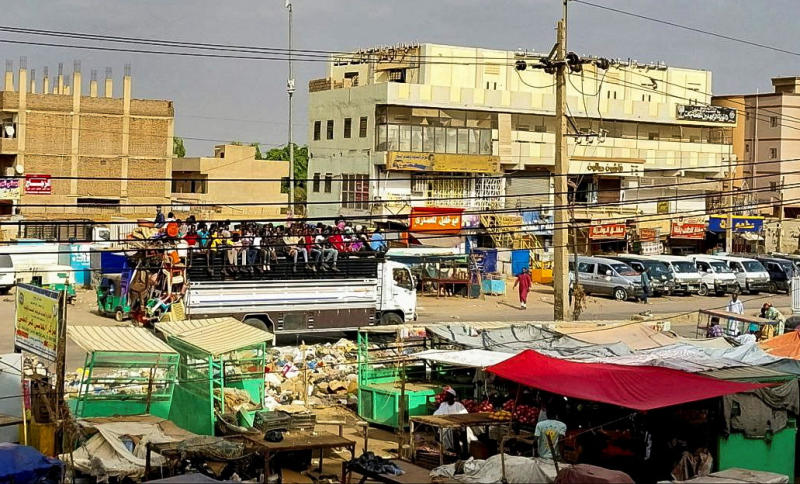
[[0, 61, 173, 223], [172, 144, 289, 220], [306, 44, 735, 252], [714, 77, 800, 218]]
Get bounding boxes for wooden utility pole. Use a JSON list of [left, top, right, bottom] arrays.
[[726, 153, 734, 252], [552, 17, 570, 321], [778, 176, 786, 252]]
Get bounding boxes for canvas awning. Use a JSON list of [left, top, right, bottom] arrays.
[[486, 350, 769, 411], [415, 349, 514, 368], [67, 326, 177, 354], [155, 317, 241, 338], [165, 318, 273, 356]]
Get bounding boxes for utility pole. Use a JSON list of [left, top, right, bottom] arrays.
[[778, 176, 785, 252], [286, 0, 296, 216], [552, 15, 570, 321], [725, 148, 733, 253]]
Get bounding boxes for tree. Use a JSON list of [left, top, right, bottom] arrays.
[[264, 144, 309, 213], [173, 137, 186, 158]]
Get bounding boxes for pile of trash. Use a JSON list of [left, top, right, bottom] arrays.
[[263, 339, 359, 407], [64, 367, 171, 398]]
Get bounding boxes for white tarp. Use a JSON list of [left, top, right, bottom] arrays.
[[415, 349, 515, 368], [430, 455, 562, 483]]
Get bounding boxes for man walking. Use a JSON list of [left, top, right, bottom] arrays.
[[640, 268, 651, 304], [513, 267, 533, 309], [726, 293, 744, 336]]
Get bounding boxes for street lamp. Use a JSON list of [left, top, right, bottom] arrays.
[[285, 0, 295, 217]]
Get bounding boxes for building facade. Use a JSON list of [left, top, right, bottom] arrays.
[[306, 44, 735, 252], [172, 144, 289, 220], [0, 61, 173, 223]]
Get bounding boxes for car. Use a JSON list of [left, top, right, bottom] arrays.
[[756, 256, 796, 293], [607, 255, 674, 296], [645, 255, 702, 295], [570, 256, 644, 301], [689, 255, 739, 296], [707, 255, 770, 294]]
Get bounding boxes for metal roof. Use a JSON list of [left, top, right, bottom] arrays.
[[67, 326, 177, 354], [701, 366, 794, 382], [155, 317, 239, 338], [166, 318, 273, 356]]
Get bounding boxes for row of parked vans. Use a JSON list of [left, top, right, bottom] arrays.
[[570, 253, 800, 302]]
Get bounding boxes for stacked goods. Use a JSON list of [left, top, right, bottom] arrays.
[[500, 400, 540, 424], [461, 399, 494, 413], [489, 410, 512, 421]]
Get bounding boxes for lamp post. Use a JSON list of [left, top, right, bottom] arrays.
[[285, 0, 295, 216]]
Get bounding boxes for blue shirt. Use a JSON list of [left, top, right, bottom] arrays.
[[370, 232, 387, 251]]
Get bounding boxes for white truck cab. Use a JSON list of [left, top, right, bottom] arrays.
[[709, 255, 770, 294]]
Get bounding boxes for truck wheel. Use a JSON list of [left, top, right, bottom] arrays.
[[613, 287, 628, 301], [114, 309, 125, 322], [380, 312, 404, 325], [244, 318, 269, 332], [768, 282, 778, 294], [698, 284, 709, 297]]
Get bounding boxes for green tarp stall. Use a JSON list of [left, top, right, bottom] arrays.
[[156, 318, 272, 436], [67, 326, 179, 419]]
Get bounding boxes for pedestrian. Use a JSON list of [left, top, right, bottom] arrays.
[[706, 317, 724, 338], [534, 408, 567, 459], [513, 267, 533, 309], [763, 302, 786, 337], [154, 206, 165, 227], [726, 293, 744, 336], [640, 268, 651, 304]]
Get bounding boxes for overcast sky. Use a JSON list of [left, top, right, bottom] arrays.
[[2, 0, 797, 155]]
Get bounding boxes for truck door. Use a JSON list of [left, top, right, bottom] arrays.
[[389, 267, 415, 321]]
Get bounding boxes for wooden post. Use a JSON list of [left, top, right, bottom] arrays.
[[54, 291, 67, 420]]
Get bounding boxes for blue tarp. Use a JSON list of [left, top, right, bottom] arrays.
[[0, 443, 63, 483], [511, 249, 530, 276]]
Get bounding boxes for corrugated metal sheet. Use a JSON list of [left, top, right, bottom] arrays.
[[505, 174, 550, 210], [169, 318, 273, 356], [702, 366, 793, 382], [155, 317, 239, 338], [67, 326, 177, 354]]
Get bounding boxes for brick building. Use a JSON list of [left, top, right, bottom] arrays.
[[0, 61, 173, 222]]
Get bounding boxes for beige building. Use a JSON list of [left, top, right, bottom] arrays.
[[0, 61, 173, 221], [306, 43, 735, 247], [714, 77, 800, 217], [172, 144, 289, 220]]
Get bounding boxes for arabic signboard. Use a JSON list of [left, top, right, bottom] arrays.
[[386, 152, 500, 174], [638, 228, 657, 242], [671, 222, 706, 239], [707, 216, 764, 233], [0, 178, 20, 200], [589, 223, 627, 240], [14, 284, 62, 362], [676, 104, 737, 124], [570, 157, 644, 177], [24, 174, 52, 194], [409, 207, 463, 234]]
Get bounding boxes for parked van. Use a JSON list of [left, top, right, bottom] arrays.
[[607, 255, 675, 296], [709, 255, 770, 294], [755, 256, 795, 293], [772, 253, 800, 273], [571, 256, 643, 301], [689, 255, 738, 296], [645, 255, 702, 295]]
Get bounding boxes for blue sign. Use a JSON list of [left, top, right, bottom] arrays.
[[707, 216, 763, 233]]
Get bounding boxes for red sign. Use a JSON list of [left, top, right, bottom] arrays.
[[671, 222, 706, 239], [638, 228, 657, 242], [24, 174, 51, 194], [589, 223, 627, 240], [409, 207, 463, 234]]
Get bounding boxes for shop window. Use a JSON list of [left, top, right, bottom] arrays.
[[326, 120, 334, 140], [344, 118, 352, 138], [313, 121, 321, 141], [359, 116, 368, 137]]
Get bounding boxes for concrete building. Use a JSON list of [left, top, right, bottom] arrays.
[[306, 44, 735, 252], [0, 60, 173, 222], [172, 144, 289, 220], [714, 77, 800, 218]]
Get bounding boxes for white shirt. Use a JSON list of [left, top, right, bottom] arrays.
[[434, 401, 467, 416], [727, 299, 744, 314]]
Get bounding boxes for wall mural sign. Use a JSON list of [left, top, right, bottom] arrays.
[[676, 104, 737, 124]]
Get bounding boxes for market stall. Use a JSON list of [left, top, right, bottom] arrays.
[[156, 318, 272, 435], [66, 326, 179, 419]]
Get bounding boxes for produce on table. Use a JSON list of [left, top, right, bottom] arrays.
[[489, 410, 512, 420]]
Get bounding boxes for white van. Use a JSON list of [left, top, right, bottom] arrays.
[[689, 255, 739, 297], [710, 255, 770, 294], [645, 255, 702, 295], [0, 243, 60, 292]]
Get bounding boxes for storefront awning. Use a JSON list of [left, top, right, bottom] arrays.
[[415, 349, 514, 368], [486, 350, 769, 411]]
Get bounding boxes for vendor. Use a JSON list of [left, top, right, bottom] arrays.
[[434, 387, 475, 457]]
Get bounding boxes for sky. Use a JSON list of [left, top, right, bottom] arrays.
[[1, 0, 797, 156]]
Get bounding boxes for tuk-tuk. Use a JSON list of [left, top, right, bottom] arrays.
[[97, 274, 131, 321], [28, 264, 76, 304]]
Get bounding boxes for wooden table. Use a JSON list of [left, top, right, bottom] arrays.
[[242, 430, 356, 483], [409, 413, 511, 466]]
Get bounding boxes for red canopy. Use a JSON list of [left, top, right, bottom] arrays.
[[486, 350, 769, 411]]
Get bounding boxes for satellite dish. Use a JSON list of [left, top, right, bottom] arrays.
[[14, 165, 23, 174], [3, 125, 14, 138]]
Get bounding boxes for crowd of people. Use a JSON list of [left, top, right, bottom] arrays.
[[154, 207, 389, 275]]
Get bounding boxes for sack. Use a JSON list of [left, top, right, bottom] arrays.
[[265, 430, 284, 443]]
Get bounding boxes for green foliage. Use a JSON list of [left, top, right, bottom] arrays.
[[264, 144, 309, 203], [172, 137, 186, 158]]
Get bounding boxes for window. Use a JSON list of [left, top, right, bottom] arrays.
[[312, 173, 321, 193], [597, 263, 612, 276], [770, 181, 778, 191], [771, 116, 778, 128], [446, 127, 458, 154], [388, 69, 406, 82], [578, 262, 595, 274], [423, 126, 435, 152], [399, 125, 411, 151], [770, 147, 778, 159], [393, 268, 413, 290], [745, 143, 750, 153], [313, 121, 321, 141], [359, 116, 368, 137], [77, 198, 120, 206], [343, 118, 352, 138], [696, 261, 710, 272], [387, 124, 399, 150], [326, 120, 334, 140], [376, 124, 388, 150], [342, 174, 369, 210], [324, 174, 333, 193], [411, 126, 423, 152]]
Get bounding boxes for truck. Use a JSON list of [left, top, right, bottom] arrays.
[[183, 253, 417, 339]]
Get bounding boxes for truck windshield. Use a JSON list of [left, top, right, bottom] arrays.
[[611, 264, 637, 276], [671, 261, 697, 273], [778, 261, 795, 276], [709, 261, 731, 273], [742, 261, 766, 272], [646, 262, 669, 275]]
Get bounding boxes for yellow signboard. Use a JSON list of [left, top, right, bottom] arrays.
[[386, 152, 500, 173], [14, 284, 62, 362]]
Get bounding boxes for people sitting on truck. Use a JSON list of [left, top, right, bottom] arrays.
[[315, 227, 340, 271], [196, 223, 209, 249], [259, 226, 278, 272], [370, 228, 387, 252], [154, 206, 165, 227], [184, 226, 198, 247], [285, 227, 312, 272]]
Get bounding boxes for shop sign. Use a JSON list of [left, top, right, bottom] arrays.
[[707, 216, 763, 233], [570, 157, 644, 177], [0, 178, 20, 200], [671, 222, 706, 239], [589, 223, 627, 240], [657, 201, 670, 214], [522, 210, 554, 236], [14, 284, 63, 362], [24, 174, 51, 194], [409, 207, 463, 234], [639, 241, 663, 255], [676, 104, 737, 124], [386, 152, 500, 174], [638, 228, 657, 242]]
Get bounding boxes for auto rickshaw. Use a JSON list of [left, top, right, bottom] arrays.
[[97, 274, 131, 321], [28, 264, 76, 304]]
